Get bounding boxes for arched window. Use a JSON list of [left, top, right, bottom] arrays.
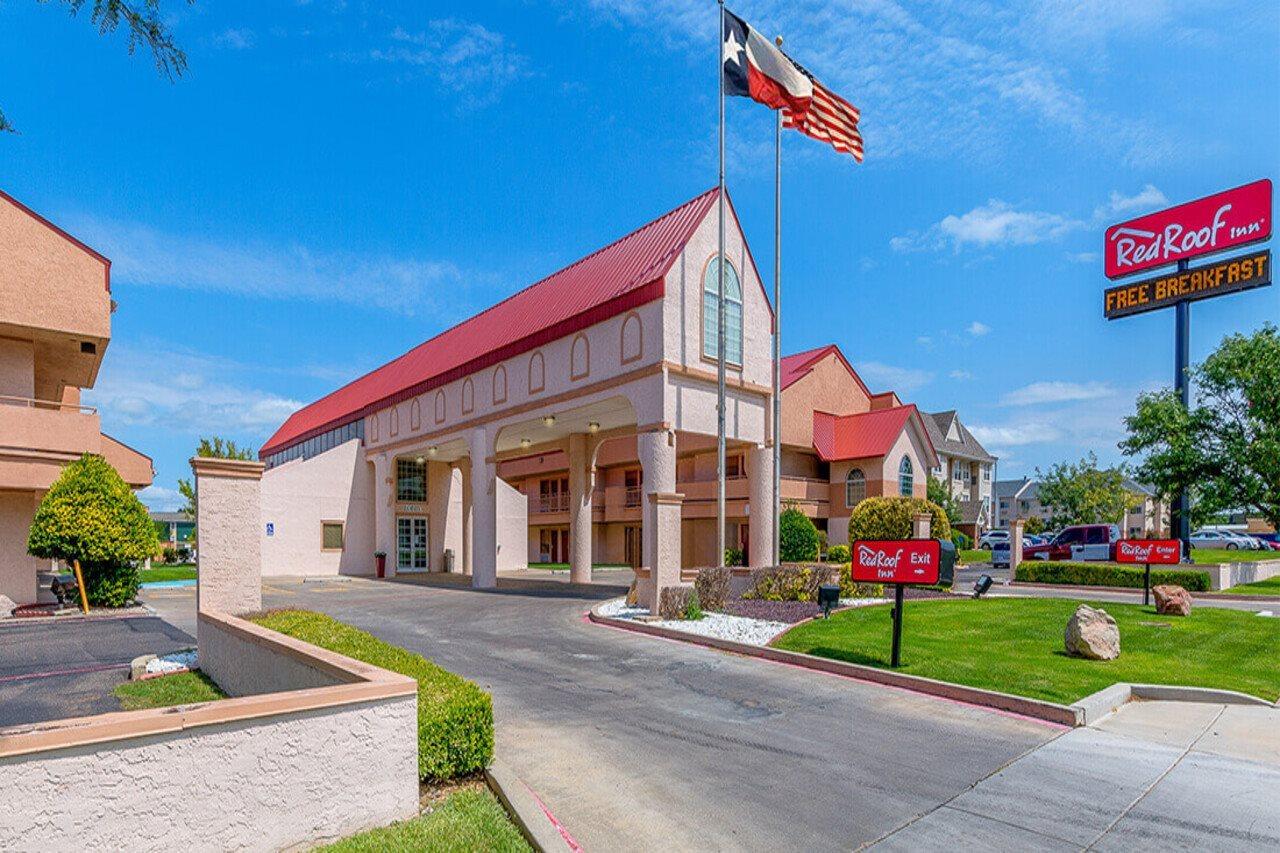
[[845, 469, 866, 508], [898, 456, 914, 496], [702, 257, 743, 365]]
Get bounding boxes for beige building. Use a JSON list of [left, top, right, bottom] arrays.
[[0, 189, 153, 606], [922, 410, 996, 538]]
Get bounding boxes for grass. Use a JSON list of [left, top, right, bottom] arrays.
[[771, 597, 1280, 705], [1192, 548, 1280, 564], [958, 549, 991, 564], [1224, 576, 1280, 594], [139, 563, 197, 582], [251, 609, 493, 780], [318, 788, 531, 853], [113, 671, 226, 710]]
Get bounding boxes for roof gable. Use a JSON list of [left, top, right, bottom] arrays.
[[812, 404, 930, 462], [262, 188, 728, 456], [779, 343, 871, 396]]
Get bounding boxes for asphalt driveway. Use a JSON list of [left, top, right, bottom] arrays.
[[0, 615, 194, 729]]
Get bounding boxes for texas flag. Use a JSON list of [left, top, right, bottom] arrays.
[[722, 9, 812, 113]]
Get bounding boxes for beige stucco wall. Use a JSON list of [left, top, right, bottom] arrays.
[[261, 439, 375, 577], [780, 352, 872, 450], [195, 459, 263, 618], [496, 477, 527, 571], [0, 490, 43, 605], [0, 337, 35, 398]]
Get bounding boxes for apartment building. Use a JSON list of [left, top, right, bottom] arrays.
[[922, 410, 996, 538], [0, 190, 153, 605]]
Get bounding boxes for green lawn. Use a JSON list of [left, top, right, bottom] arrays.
[[1192, 548, 1280, 564], [113, 671, 226, 710], [140, 563, 197, 582], [772, 597, 1280, 705], [959, 549, 991, 564], [318, 789, 531, 853], [1224, 576, 1280, 594]]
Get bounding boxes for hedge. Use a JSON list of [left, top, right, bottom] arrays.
[[779, 506, 821, 562], [1014, 562, 1211, 592], [848, 496, 951, 543], [252, 610, 493, 781]]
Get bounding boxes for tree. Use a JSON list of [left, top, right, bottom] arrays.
[[1034, 453, 1137, 528], [779, 505, 820, 562], [926, 476, 962, 526], [28, 454, 158, 606], [177, 436, 256, 518], [1121, 324, 1280, 530], [1024, 516, 1046, 535], [3, 1, 193, 134], [848, 496, 952, 542]]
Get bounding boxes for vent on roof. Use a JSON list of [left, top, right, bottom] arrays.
[[80, 341, 97, 355]]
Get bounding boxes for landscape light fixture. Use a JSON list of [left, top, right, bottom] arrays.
[[414, 456, 425, 464], [588, 421, 600, 433], [972, 574, 994, 599], [543, 415, 556, 427], [520, 438, 531, 449], [428, 446, 438, 457], [818, 583, 841, 618]]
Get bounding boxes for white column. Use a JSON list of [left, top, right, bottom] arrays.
[[568, 433, 594, 584], [637, 428, 680, 612], [747, 444, 775, 568], [458, 458, 473, 576], [373, 452, 396, 577], [468, 427, 497, 589]]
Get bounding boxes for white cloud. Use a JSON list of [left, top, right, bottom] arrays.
[[967, 321, 991, 337], [210, 28, 256, 50], [1105, 184, 1168, 215], [1000, 380, 1115, 407], [137, 484, 184, 512], [65, 214, 469, 316], [892, 200, 1083, 252], [969, 422, 1062, 447], [1067, 251, 1099, 264], [855, 361, 933, 393], [949, 369, 972, 381], [364, 21, 532, 109]]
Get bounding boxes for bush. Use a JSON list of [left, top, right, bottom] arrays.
[[252, 609, 493, 781], [744, 564, 830, 602], [724, 547, 745, 567], [848, 496, 952, 543], [1014, 562, 1211, 592], [826, 544, 851, 564], [779, 506, 820, 562], [837, 562, 885, 599], [694, 566, 731, 611], [162, 546, 178, 564], [27, 454, 157, 607], [951, 531, 972, 550], [658, 585, 701, 620], [177, 546, 192, 563]]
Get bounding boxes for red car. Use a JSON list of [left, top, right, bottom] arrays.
[[1022, 524, 1121, 561]]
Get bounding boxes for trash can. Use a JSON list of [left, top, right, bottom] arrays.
[[937, 539, 957, 587], [443, 548, 455, 573], [375, 552, 386, 578]]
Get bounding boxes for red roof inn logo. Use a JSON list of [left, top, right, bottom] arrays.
[[1114, 539, 1181, 565], [1104, 179, 1272, 279], [852, 540, 941, 585]]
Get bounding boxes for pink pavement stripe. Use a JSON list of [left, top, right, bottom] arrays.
[[0, 661, 128, 684], [584, 610, 1072, 731], [521, 778, 584, 852]]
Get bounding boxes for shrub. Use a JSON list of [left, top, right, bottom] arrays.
[[837, 562, 885, 599], [162, 546, 178, 564], [252, 609, 493, 781], [658, 585, 701, 620], [779, 506, 821, 562], [27, 454, 157, 607], [177, 546, 192, 563], [744, 564, 829, 602], [694, 566, 731, 611], [1014, 562, 1210, 592], [724, 547, 745, 567], [951, 531, 972, 550], [848, 496, 952, 543], [683, 587, 704, 620], [826, 544, 851, 564]]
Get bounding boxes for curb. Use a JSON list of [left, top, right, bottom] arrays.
[[588, 604, 1082, 727], [1006, 581, 1280, 603], [485, 758, 576, 852], [1073, 683, 1278, 724]]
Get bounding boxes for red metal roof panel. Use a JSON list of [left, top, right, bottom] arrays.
[[812, 405, 919, 461]]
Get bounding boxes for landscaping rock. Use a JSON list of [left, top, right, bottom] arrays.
[[0, 594, 15, 619], [625, 579, 639, 607], [1064, 603, 1120, 660], [1153, 584, 1192, 617]]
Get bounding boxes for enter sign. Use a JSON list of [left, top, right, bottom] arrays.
[[1115, 539, 1181, 565]]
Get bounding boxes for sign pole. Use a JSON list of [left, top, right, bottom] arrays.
[[1172, 259, 1192, 559], [1144, 562, 1151, 606], [890, 583, 904, 667]]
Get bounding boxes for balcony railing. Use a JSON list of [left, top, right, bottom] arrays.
[[533, 492, 569, 513], [624, 486, 642, 508], [0, 394, 97, 415]]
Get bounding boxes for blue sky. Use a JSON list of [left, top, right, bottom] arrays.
[[1, 0, 1277, 510]]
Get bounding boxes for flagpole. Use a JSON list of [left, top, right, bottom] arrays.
[[772, 34, 783, 567], [716, 0, 727, 569]]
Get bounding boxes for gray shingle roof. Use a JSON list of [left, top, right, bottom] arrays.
[[923, 411, 996, 463]]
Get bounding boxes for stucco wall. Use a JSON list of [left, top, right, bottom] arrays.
[[0, 338, 35, 398], [260, 439, 375, 577], [780, 352, 872, 450], [0, 490, 43, 605], [496, 477, 527, 571]]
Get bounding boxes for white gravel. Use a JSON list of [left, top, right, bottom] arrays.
[[597, 598, 791, 646], [145, 649, 197, 675]]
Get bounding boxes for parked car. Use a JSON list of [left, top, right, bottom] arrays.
[[1254, 533, 1280, 551], [1190, 529, 1245, 550], [1022, 524, 1121, 561], [979, 530, 1009, 549], [1228, 532, 1267, 550]]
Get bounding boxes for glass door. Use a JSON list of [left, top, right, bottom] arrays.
[[397, 516, 429, 572]]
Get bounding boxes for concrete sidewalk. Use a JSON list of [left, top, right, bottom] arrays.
[[870, 700, 1280, 851]]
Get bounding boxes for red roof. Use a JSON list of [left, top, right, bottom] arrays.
[[262, 188, 726, 457], [812, 405, 921, 461]]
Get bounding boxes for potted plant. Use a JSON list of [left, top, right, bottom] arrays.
[[374, 551, 387, 578]]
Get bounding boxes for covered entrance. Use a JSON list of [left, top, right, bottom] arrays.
[[397, 516, 429, 572]]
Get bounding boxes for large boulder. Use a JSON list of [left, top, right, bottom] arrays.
[[1153, 584, 1192, 617], [0, 594, 15, 619], [1064, 603, 1120, 660]]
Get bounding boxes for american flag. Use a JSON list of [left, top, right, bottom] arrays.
[[781, 57, 863, 162]]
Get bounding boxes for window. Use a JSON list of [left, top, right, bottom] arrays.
[[321, 522, 344, 551], [952, 463, 965, 482], [702, 257, 743, 365], [725, 454, 744, 478], [898, 456, 914, 496], [845, 469, 866, 508], [982, 463, 991, 482], [396, 457, 427, 502]]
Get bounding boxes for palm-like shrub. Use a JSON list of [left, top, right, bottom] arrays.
[[27, 454, 157, 607]]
